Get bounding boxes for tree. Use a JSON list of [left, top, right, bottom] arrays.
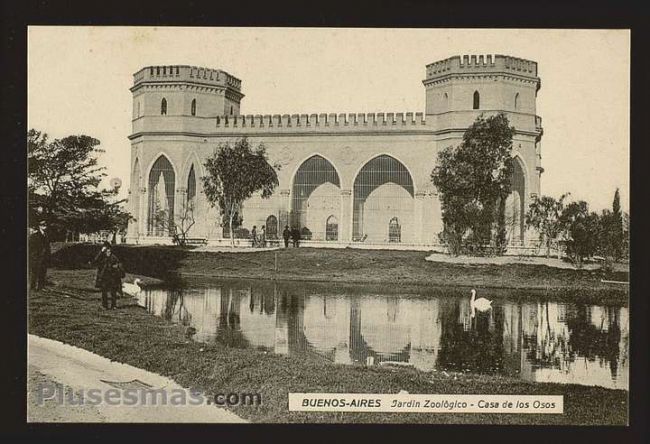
[[201, 138, 279, 248], [560, 200, 600, 268], [152, 197, 196, 247], [525, 193, 570, 258], [28, 129, 130, 241], [432, 113, 515, 255], [610, 188, 624, 260]]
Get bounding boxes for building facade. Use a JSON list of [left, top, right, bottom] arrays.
[[126, 54, 543, 249]]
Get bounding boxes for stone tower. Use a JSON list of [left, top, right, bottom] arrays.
[[423, 54, 544, 244], [130, 65, 244, 121]]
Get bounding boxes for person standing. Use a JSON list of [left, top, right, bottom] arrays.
[[282, 225, 290, 248], [291, 227, 300, 248], [93, 243, 125, 309], [251, 225, 258, 248], [28, 221, 50, 291]]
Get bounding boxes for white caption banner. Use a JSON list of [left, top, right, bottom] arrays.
[[289, 393, 563, 414]]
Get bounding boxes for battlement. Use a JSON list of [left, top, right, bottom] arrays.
[[424, 54, 538, 82], [214, 112, 427, 130], [132, 65, 242, 91]]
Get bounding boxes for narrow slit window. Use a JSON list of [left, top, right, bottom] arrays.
[[473, 91, 480, 110]]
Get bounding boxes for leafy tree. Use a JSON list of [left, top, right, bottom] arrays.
[[28, 129, 130, 241], [560, 200, 600, 267], [525, 193, 570, 258], [432, 113, 515, 255], [201, 138, 279, 248]]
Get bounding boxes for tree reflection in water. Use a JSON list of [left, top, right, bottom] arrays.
[[136, 282, 628, 389]]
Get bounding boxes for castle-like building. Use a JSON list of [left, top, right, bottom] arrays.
[[126, 54, 543, 249]]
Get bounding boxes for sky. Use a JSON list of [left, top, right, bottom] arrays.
[[27, 27, 630, 212]]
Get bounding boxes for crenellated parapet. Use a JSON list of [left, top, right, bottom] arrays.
[[215, 112, 426, 130], [424, 54, 539, 90], [132, 65, 242, 92]]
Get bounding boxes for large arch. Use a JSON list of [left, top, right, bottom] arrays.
[[147, 154, 176, 236], [290, 154, 341, 241], [505, 156, 527, 244], [352, 155, 415, 243]]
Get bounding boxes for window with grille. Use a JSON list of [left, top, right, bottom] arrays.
[[352, 155, 414, 243], [291, 155, 341, 241], [326, 215, 338, 241], [266, 215, 278, 239]]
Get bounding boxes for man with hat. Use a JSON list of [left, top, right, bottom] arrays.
[[93, 241, 125, 309], [28, 220, 50, 291]]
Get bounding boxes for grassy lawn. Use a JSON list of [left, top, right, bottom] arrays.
[[50, 243, 628, 304], [28, 267, 628, 425]]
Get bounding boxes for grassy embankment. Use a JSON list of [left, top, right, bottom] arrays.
[[50, 243, 629, 304], [27, 244, 629, 424]]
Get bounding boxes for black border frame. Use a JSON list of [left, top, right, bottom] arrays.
[[2, 0, 648, 442]]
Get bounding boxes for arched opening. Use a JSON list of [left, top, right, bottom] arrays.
[[505, 157, 526, 244], [147, 155, 175, 236], [388, 217, 401, 242], [191, 99, 196, 116], [265, 215, 278, 240], [187, 165, 196, 203], [473, 91, 480, 110], [352, 155, 414, 243], [161, 98, 167, 115], [291, 155, 341, 241], [514, 93, 520, 110], [326, 215, 338, 241]]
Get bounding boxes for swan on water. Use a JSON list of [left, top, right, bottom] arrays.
[[122, 278, 142, 296], [470, 289, 492, 312]]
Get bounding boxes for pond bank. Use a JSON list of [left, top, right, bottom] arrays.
[[28, 269, 628, 425], [51, 243, 629, 304]]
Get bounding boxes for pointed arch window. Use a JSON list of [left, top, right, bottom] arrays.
[[191, 99, 196, 116], [161, 98, 167, 115], [389, 217, 401, 243], [473, 91, 480, 110], [326, 215, 338, 241]]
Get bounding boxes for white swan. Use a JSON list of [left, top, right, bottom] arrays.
[[470, 289, 492, 312], [122, 278, 142, 297]]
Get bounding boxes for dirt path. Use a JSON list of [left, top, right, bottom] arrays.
[[27, 335, 246, 423]]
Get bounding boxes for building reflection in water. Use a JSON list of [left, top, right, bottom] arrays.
[[137, 282, 628, 390]]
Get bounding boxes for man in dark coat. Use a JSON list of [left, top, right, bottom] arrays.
[[93, 243, 125, 309], [282, 225, 291, 248], [29, 221, 50, 291], [291, 227, 300, 248]]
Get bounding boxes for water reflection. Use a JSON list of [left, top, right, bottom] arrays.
[[138, 282, 628, 390]]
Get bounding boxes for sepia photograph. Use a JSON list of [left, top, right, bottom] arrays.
[[25, 26, 631, 426]]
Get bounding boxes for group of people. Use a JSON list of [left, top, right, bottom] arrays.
[[29, 222, 124, 310], [282, 225, 302, 248], [250, 225, 267, 248]]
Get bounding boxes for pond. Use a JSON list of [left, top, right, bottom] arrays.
[[136, 280, 628, 390]]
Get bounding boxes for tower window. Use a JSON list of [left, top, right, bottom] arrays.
[[161, 98, 167, 115], [230, 105, 233, 115], [473, 91, 480, 110], [191, 99, 196, 116], [514, 93, 520, 110], [137, 102, 140, 117]]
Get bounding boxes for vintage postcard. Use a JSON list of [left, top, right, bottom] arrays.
[[26, 27, 630, 426]]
